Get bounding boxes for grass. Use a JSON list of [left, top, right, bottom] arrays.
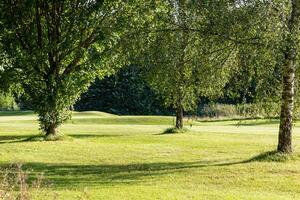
[[163, 127, 190, 134], [1, 111, 300, 199]]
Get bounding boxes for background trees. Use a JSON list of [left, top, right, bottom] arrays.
[[75, 65, 170, 115]]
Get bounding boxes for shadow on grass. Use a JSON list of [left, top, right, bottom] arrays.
[[0, 160, 229, 188], [0, 133, 125, 144], [0, 150, 290, 188], [0, 135, 34, 144], [198, 118, 279, 126], [68, 134, 124, 139]]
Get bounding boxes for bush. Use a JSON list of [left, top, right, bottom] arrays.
[[0, 163, 54, 200], [0, 163, 89, 200], [197, 103, 239, 118], [0, 93, 19, 111], [163, 127, 189, 134], [197, 103, 280, 118]]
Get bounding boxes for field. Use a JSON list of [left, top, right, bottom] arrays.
[[1, 111, 300, 200]]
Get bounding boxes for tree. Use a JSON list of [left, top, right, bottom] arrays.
[[277, 0, 300, 153], [231, 0, 300, 153], [139, 0, 239, 129], [0, 0, 145, 138], [218, 0, 300, 153]]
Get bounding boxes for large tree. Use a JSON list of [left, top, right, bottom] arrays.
[[277, 0, 300, 153], [231, 0, 300, 153], [0, 0, 146, 139], [220, 0, 300, 153], [139, 0, 240, 129]]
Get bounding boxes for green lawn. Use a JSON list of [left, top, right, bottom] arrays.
[[1, 111, 300, 199]]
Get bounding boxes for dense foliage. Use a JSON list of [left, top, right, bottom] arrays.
[[75, 65, 170, 115], [0, 0, 149, 137], [0, 93, 18, 111]]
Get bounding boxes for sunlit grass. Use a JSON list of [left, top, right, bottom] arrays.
[[0, 111, 300, 199]]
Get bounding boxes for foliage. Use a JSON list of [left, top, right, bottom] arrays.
[[0, 163, 90, 200], [0, 164, 54, 200], [75, 65, 170, 115], [198, 103, 240, 118], [197, 103, 280, 118], [140, 1, 239, 113], [0, 93, 18, 111]]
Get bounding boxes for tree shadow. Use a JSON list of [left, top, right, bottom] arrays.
[[0, 135, 34, 144], [0, 160, 231, 188], [68, 134, 124, 139], [0, 134, 125, 144], [0, 150, 291, 189]]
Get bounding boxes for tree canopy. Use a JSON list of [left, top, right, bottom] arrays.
[[0, 0, 149, 137]]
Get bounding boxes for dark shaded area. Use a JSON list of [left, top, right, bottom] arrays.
[[73, 65, 259, 116], [68, 134, 125, 139], [75, 65, 171, 115], [0, 160, 239, 188], [0, 135, 35, 144], [0, 134, 125, 144]]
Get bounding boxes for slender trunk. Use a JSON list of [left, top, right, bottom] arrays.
[[175, 106, 183, 129], [277, 0, 300, 153], [277, 58, 295, 153]]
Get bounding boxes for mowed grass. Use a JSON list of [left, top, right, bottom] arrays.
[[1, 111, 300, 199]]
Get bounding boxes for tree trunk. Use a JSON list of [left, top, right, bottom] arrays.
[[175, 106, 183, 129], [46, 123, 58, 137], [277, 58, 295, 153], [277, 0, 300, 153]]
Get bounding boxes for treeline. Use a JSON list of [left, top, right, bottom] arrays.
[[74, 64, 257, 116], [1, 0, 299, 154]]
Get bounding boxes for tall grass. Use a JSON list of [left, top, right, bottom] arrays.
[[0, 164, 89, 200], [197, 103, 280, 118]]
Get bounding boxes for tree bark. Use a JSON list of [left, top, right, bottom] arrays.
[[175, 106, 183, 129], [277, 0, 300, 153], [277, 57, 295, 153]]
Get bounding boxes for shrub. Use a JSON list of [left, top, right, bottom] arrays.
[[163, 127, 189, 134], [0, 163, 89, 200], [197, 103, 239, 118], [197, 103, 280, 118], [0, 93, 19, 111], [0, 163, 55, 200]]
